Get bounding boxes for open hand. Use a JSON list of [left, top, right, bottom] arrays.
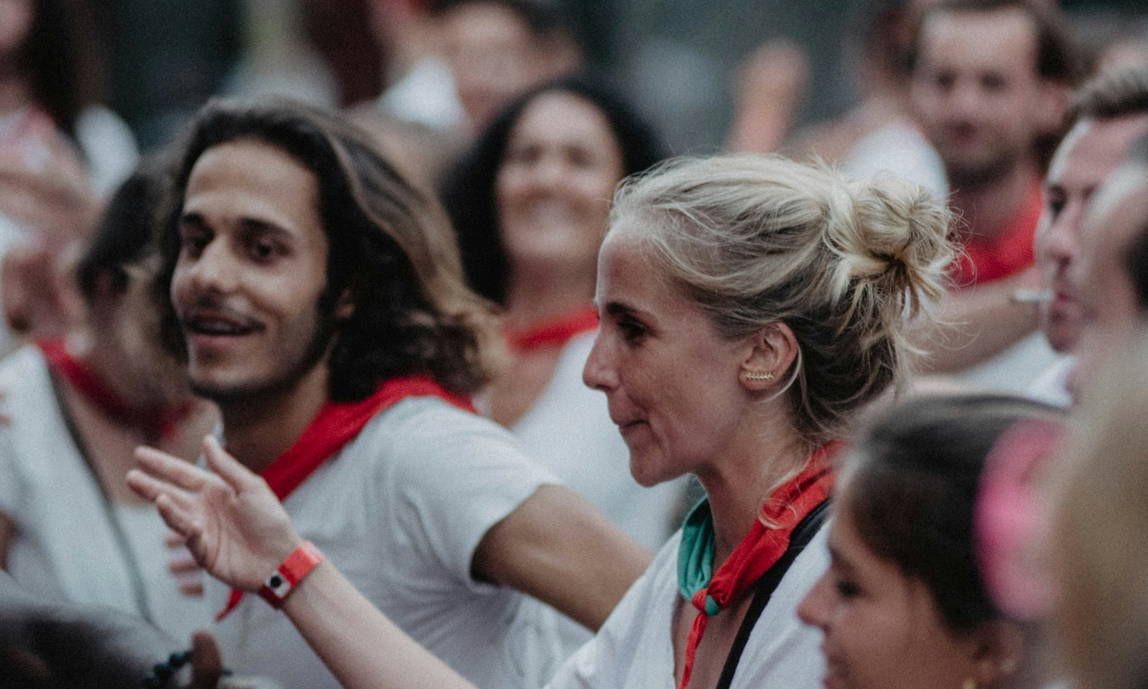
[[127, 436, 302, 592]]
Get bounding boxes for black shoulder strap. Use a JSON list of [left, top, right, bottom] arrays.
[[715, 499, 830, 689]]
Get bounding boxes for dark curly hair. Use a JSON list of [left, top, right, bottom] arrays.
[[154, 97, 499, 402], [844, 394, 1064, 634], [439, 73, 666, 304]]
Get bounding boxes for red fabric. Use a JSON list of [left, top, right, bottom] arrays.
[[949, 182, 1044, 286], [217, 376, 475, 620], [505, 306, 599, 352], [37, 338, 186, 441], [678, 444, 838, 689]]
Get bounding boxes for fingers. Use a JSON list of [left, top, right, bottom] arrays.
[[179, 579, 205, 597], [188, 630, 223, 689], [126, 468, 199, 513], [154, 493, 203, 545], [202, 436, 263, 493], [134, 445, 212, 492]]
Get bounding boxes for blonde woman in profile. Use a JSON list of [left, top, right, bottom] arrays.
[[129, 154, 954, 689]]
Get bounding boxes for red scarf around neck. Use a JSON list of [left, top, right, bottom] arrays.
[[505, 305, 599, 352], [216, 375, 475, 620], [37, 338, 186, 442], [676, 443, 837, 689]]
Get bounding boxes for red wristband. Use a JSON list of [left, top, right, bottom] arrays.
[[257, 541, 324, 608]]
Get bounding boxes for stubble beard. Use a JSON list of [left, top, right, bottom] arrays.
[[187, 309, 339, 408]]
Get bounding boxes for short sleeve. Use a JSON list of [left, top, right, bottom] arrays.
[[381, 399, 561, 588]]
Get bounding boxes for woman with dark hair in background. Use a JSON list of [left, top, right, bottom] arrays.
[[441, 75, 685, 554], [800, 394, 1064, 689]]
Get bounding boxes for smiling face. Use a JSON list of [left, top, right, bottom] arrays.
[[798, 495, 982, 689], [910, 7, 1044, 190], [1035, 115, 1148, 353], [581, 224, 751, 486], [170, 139, 337, 405], [496, 90, 626, 276]]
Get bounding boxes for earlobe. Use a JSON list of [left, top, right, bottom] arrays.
[[969, 621, 1025, 688]]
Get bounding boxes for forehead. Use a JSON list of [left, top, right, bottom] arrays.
[[918, 7, 1037, 74], [183, 140, 322, 233], [509, 92, 618, 147], [596, 222, 682, 302], [1048, 116, 1148, 191]]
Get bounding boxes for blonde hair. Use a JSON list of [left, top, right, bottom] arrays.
[[1052, 329, 1148, 689], [610, 154, 953, 445]]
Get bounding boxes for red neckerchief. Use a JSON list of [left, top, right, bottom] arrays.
[[677, 443, 838, 689], [217, 375, 475, 621], [37, 338, 187, 442], [505, 306, 599, 352], [949, 181, 1044, 286]]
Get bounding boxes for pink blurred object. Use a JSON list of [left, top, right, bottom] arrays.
[[975, 418, 1063, 621]]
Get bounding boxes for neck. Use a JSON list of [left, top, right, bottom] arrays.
[[949, 158, 1038, 241], [216, 363, 331, 474], [694, 409, 810, 564], [503, 262, 596, 328]]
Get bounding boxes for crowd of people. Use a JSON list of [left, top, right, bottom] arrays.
[[2, 0, 1148, 688]]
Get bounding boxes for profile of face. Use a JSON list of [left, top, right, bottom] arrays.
[[1069, 164, 1148, 396], [0, 0, 33, 60], [1035, 116, 1148, 353], [910, 8, 1046, 189], [582, 226, 764, 487], [170, 140, 341, 403], [496, 91, 626, 276], [799, 493, 993, 689], [440, 2, 554, 130]]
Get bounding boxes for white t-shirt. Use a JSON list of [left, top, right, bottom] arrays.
[[0, 346, 210, 643], [206, 397, 565, 689], [544, 527, 829, 689], [956, 332, 1063, 396]]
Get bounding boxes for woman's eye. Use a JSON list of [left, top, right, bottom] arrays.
[[617, 319, 647, 343], [834, 578, 861, 599]]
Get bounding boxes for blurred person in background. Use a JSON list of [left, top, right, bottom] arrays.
[[428, 0, 582, 136], [800, 394, 1063, 689], [1027, 66, 1148, 405], [0, 160, 217, 644], [0, 0, 138, 353], [730, 0, 949, 200], [441, 74, 681, 656], [908, 0, 1078, 391], [441, 74, 683, 552]]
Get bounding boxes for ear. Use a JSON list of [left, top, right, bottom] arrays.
[[738, 322, 798, 392], [968, 620, 1025, 689], [334, 288, 356, 321], [1034, 79, 1070, 135]]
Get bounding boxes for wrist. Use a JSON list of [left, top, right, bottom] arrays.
[[257, 540, 324, 609]]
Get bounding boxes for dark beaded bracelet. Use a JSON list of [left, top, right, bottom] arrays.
[[141, 650, 191, 688]]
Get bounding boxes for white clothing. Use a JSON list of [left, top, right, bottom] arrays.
[[1026, 354, 1074, 407], [842, 117, 949, 201], [513, 332, 685, 552], [0, 346, 210, 643], [74, 105, 139, 196], [206, 397, 565, 689], [956, 332, 1063, 396], [545, 527, 828, 689], [379, 56, 467, 131]]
